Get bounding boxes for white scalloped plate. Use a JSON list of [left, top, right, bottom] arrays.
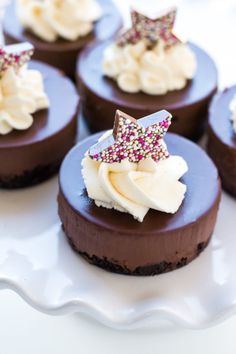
[[0, 169, 236, 329], [1, 0, 236, 331]]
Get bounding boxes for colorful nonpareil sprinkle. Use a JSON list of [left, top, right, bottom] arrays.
[[0, 42, 34, 74], [117, 8, 180, 48], [89, 110, 172, 163]]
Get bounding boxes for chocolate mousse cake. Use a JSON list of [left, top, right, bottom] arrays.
[[3, 0, 122, 79], [207, 86, 236, 198], [77, 8, 218, 140], [0, 43, 79, 189], [58, 110, 221, 276]]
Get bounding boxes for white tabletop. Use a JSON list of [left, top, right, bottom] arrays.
[[1, 0, 236, 352]]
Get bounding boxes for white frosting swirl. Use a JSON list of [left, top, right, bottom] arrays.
[[103, 40, 197, 95], [0, 66, 49, 135], [17, 0, 102, 42], [229, 95, 236, 133], [82, 133, 188, 222]]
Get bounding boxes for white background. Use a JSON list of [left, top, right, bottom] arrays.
[[1, 0, 236, 353]]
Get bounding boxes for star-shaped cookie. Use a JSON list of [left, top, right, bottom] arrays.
[[89, 109, 172, 163], [117, 7, 180, 48], [0, 42, 34, 74]]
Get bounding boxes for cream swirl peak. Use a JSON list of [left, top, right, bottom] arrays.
[[82, 110, 188, 222], [229, 95, 236, 133], [0, 43, 49, 135], [16, 0, 102, 42], [103, 8, 197, 95]]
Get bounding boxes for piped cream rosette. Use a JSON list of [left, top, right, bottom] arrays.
[[0, 43, 49, 135], [82, 131, 188, 222], [0, 66, 49, 135], [103, 40, 196, 95], [17, 0, 102, 42], [103, 7, 197, 95]]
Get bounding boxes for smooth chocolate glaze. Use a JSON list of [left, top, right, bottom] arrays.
[[0, 61, 79, 188], [58, 132, 221, 275], [3, 0, 122, 79], [77, 41, 218, 140], [207, 86, 236, 197]]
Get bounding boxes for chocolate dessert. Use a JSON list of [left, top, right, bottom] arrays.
[[3, 0, 122, 79], [207, 86, 236, 198], [58, 110, 221, 276], [0, 43, 79, 189], [77, 8, 217, 140]]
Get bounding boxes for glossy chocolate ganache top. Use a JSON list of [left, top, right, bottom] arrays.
[[78, 40, 218, 111], [60, 132, 220, 234], [0, 60, 78, 148]]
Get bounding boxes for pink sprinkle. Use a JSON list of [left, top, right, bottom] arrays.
[[134, 31, 141, 39], [160, 120, 169, 128]]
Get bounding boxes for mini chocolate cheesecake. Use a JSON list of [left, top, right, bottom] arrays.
[[207, 86, 236, 198], [0, 60, 79, 189], [77, 40, 217, 140], [58, 132, 221, 276], [3, 0, 122, 79]]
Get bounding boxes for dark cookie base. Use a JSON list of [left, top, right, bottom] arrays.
[[67, 232, 209, 276]]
